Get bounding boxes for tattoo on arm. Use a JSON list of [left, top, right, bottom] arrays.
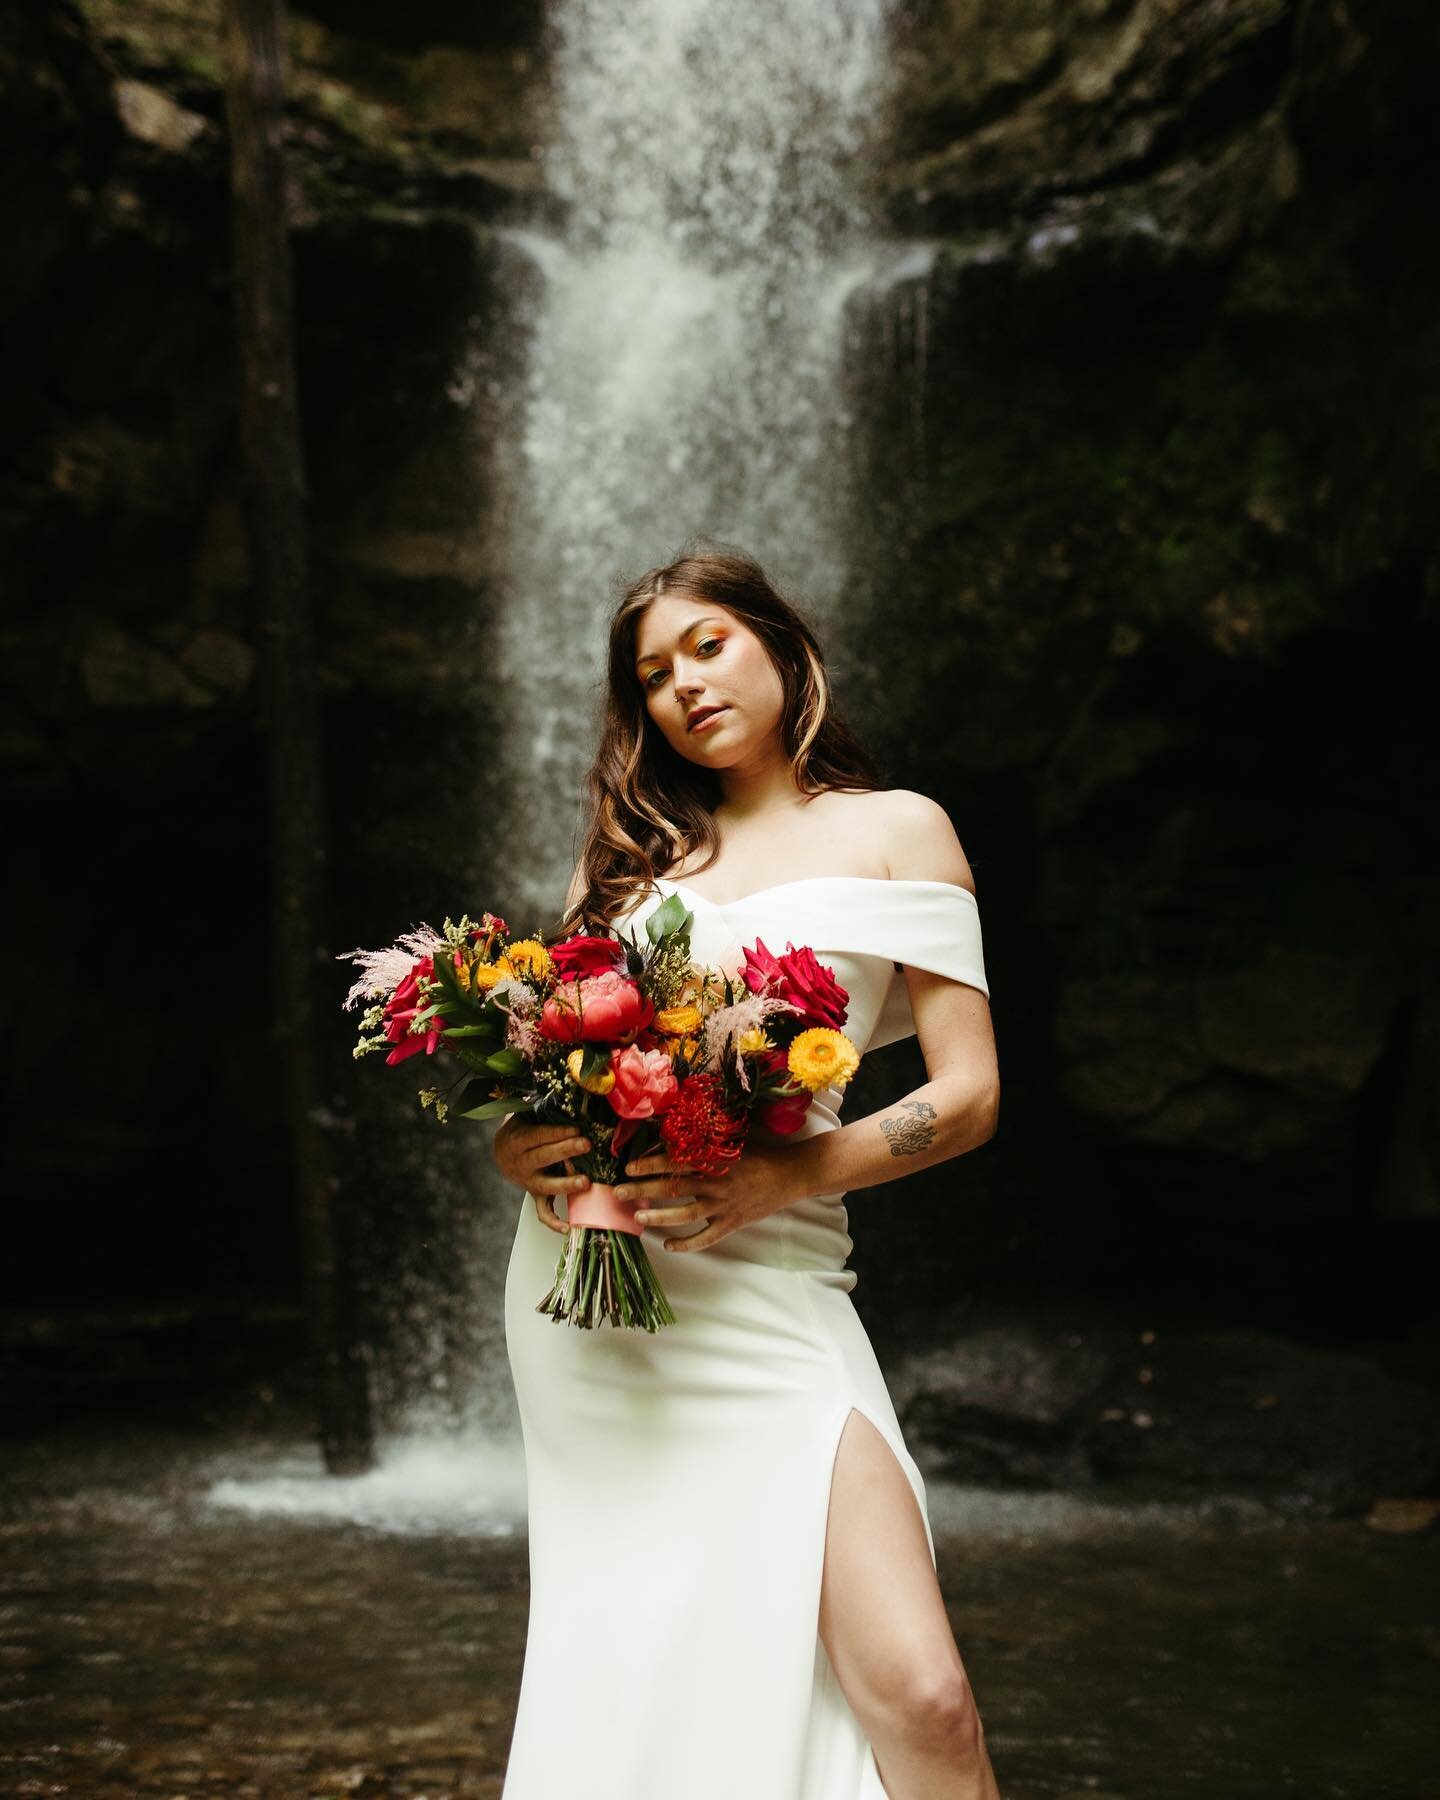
[[878, 1100, 939, 1159]]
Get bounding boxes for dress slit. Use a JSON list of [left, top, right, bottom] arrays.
[[799, 1395, 937, 1798]]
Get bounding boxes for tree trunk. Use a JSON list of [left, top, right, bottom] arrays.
[[223, 0, 374, 1473]]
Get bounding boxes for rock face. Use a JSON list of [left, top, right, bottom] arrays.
[[1, 0, 1436, 1484], [834, 0, 1440, 1321], [891, 1309, 1440, 1516]]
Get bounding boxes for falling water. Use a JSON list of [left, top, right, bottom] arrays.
[[213, 0, 905, 1525], [490, 0, 902, 917]]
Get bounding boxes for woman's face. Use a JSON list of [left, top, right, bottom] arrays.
[[633, 596, 786, 767]]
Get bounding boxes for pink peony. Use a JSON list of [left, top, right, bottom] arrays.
[[549, 932, 627, 980], [606, 1045, 680, 1120], [538, 968, 653, 1045]]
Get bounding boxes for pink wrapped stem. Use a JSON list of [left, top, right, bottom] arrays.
[[565, 1180, 647, 1237]]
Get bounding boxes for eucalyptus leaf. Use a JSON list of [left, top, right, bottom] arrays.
[[457, 1095, 530, 1120]]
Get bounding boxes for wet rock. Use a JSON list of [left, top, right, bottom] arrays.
[[896, 1322, 1113, 1488], [897, 1317, 1440, 1516], [113, 76, 207, 154]]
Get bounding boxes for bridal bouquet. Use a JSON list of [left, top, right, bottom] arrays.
[[338, 891, 861, 1332]]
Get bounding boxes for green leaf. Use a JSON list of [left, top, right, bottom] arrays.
[[645, 892, 693, 944], [428, 952, 465, 1001], [456, 1096, 529, 1120], [428, 951, 489, 1020], [485, 1046, 528, 1075], [441, 1023, 501, 1040]]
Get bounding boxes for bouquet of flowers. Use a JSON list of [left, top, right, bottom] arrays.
[[338, 891, 861, 1332]]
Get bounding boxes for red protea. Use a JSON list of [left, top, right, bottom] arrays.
[[659, 1071, 748, 1177]]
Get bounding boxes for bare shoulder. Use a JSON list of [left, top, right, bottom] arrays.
[[866, 787, 977, 894]]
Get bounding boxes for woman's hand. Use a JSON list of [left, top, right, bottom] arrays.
[[493, 1116, 593, 1237], [611, 1142, 808, 1253]]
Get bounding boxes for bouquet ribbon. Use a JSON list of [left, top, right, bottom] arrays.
[[566, 1180, 649, 1237]]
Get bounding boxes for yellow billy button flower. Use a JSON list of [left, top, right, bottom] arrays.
[[499, 938, 553, 983], [654, 1003, 704, 1036], [566, 1047, 616, 1095], [786, 1027, 860, 1093], [736, 1026, 773, 1057]]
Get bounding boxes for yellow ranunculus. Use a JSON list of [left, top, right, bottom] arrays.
[[499, 938, 553, 983], [786, 1027, 859, 1093], [655, 1003, 704, 1036], [567, 1047, 616, 1095]]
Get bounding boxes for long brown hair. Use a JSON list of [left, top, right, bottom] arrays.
[[557, 538, 887, 932]]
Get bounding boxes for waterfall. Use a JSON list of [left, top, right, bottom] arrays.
[[491, 0, 901, 919], [211, 0, 903, 1528]]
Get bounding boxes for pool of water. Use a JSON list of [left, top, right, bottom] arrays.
[[2, 1415, 1435, 1798]]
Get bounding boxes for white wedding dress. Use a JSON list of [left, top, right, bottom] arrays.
[[502, 875, 990, 1799]]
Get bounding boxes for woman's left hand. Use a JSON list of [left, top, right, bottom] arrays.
[[613, 1144, 807, 1252]]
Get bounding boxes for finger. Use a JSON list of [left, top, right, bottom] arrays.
[[529, 1134, 592, 1170], [622, 1155, 711, 1181], [615, 1177, 687, 1203], [530, 1161, 592, 1201], [614, 1169, 708, 1203], [632, 1201, 709, 1227], [530, 1191, 569, 1235], [526, 1122, 592, 1151], [664, 1219, 732, 1252]]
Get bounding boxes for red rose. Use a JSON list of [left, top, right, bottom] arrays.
[[740, 936, 848, 1030], [550, 932, 626, 979], [753, 1047, 811, 1134], [538, 968, 654, 1045], [774, 942, 848, 1030]]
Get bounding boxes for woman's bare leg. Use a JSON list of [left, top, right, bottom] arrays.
[[818, 1409, 1002, 1800]]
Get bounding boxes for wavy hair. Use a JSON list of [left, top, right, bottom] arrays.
[[556, 538, 887, 932]]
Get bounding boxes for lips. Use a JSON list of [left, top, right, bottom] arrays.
[[687, 706, 729, 732]]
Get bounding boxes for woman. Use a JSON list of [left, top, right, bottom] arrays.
[[494, 543, 1002, 1799]]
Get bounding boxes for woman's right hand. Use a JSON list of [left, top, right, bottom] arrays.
[[494, 1116, 593, 1236]]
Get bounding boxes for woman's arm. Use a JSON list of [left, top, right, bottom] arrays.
[[787, 791, 999, 1203]]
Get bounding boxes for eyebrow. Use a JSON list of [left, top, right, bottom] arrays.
[[635, 616, 727, 672]]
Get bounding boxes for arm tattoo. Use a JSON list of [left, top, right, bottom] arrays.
[[878, 1099, 939, 1159]]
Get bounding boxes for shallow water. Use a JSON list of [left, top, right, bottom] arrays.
[[2, 1415, 1435, 1799]]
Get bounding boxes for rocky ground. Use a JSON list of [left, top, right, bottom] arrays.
[[2, 1294, 1438, 1798]]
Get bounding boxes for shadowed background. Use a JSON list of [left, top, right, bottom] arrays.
[[2, 2, 1438, 1794]]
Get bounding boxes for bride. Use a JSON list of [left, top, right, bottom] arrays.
[[493, 543, 1003, 1799]]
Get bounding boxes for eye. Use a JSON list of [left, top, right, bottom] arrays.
[[641, 638, 722, 691]]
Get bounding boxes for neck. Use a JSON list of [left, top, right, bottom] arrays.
[[715, 740, 812, 820]]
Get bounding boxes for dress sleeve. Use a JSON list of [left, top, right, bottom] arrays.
[[863, 884, 990, 1052]]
